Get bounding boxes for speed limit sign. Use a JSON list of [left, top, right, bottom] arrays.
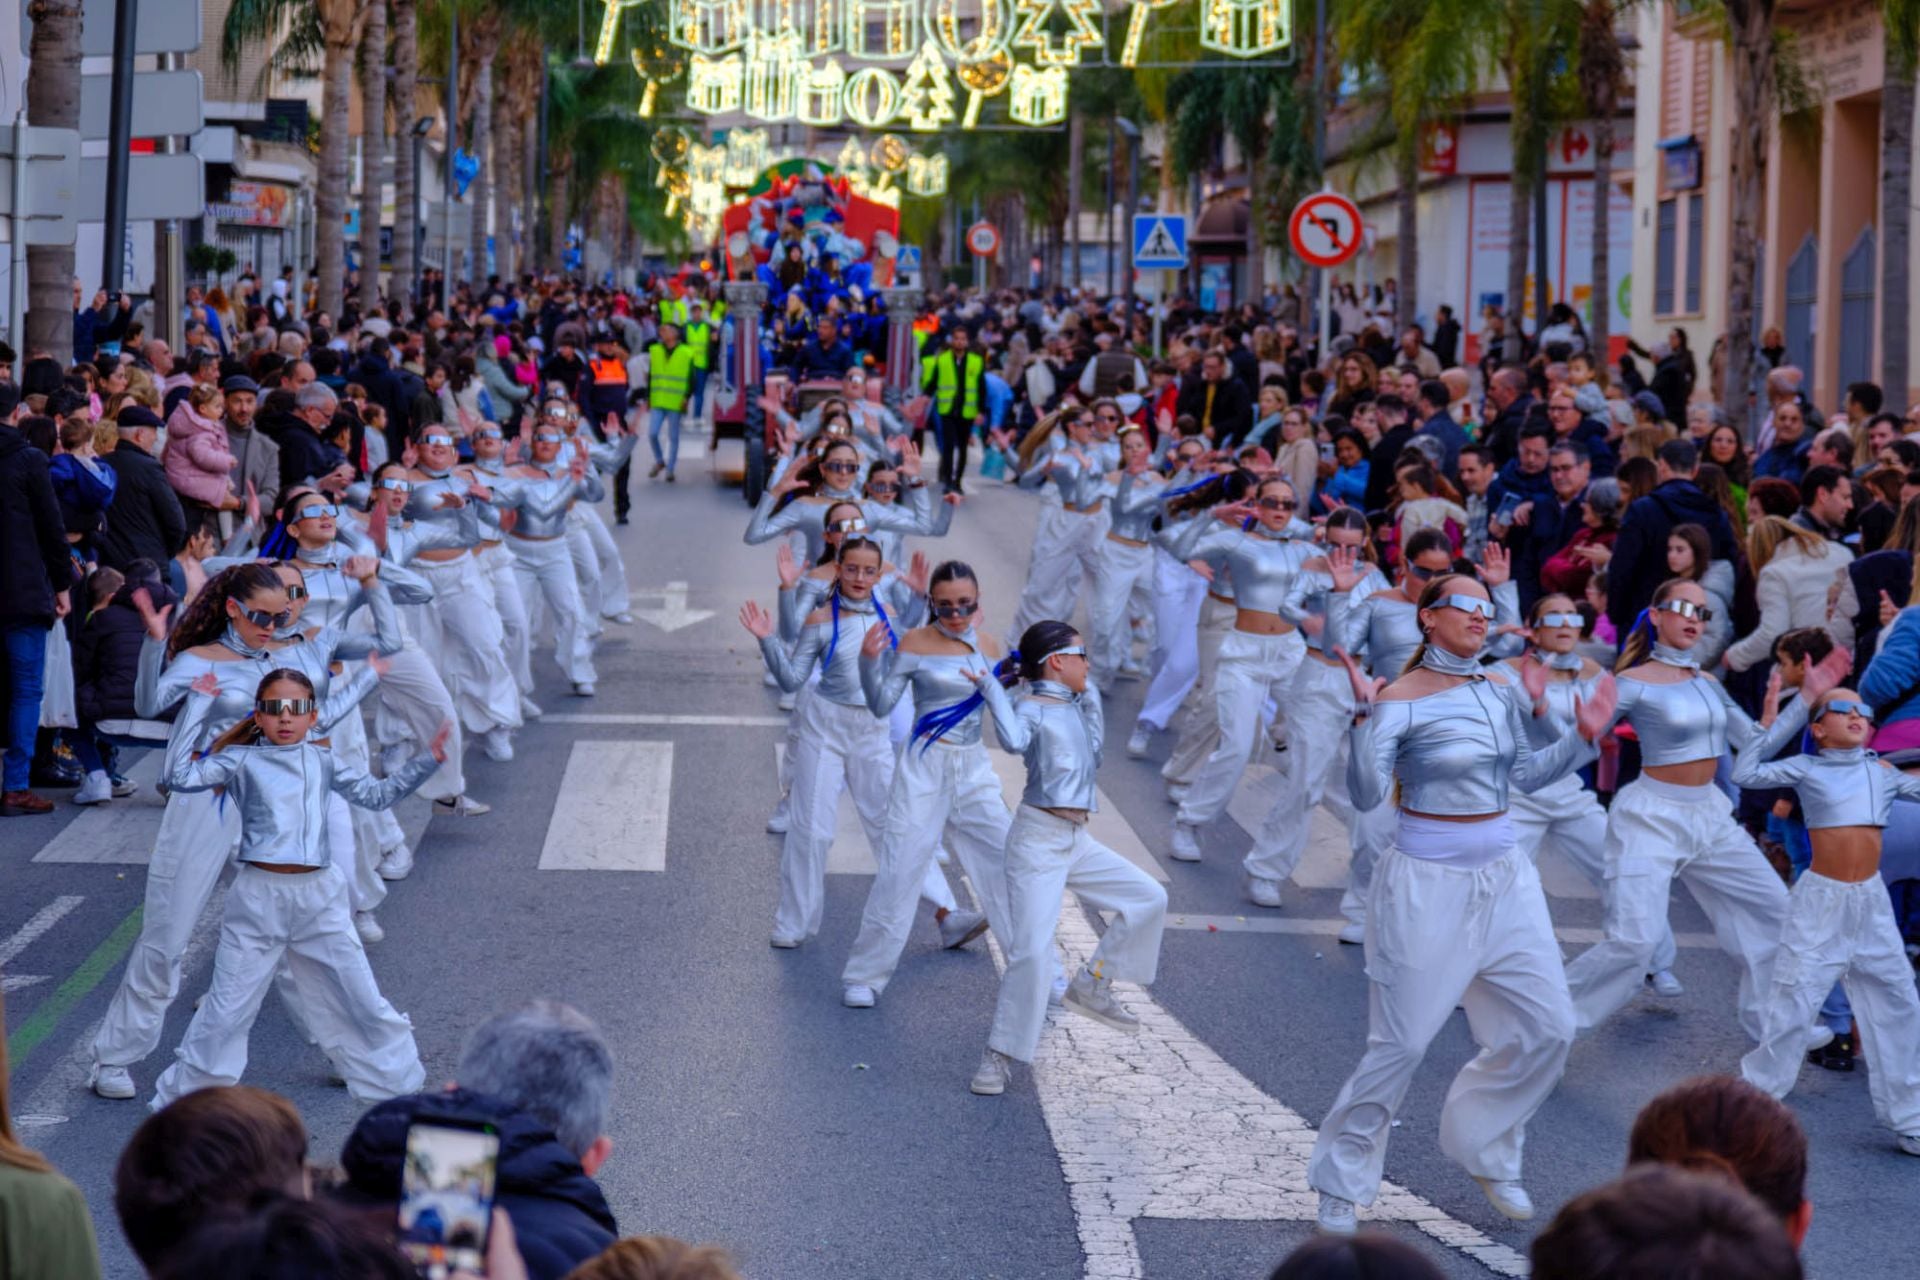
[[1288, 192, 1364, 270], [966, 221, 1000, 258]]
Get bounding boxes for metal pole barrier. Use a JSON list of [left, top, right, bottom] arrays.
[[102, 0, 138, 292]]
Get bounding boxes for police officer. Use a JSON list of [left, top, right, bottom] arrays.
[[586, 327, 634, 520]]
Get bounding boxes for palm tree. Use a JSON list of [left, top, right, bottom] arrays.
[[1719, 0, 1777, 433], [1502, 0, 1560, 365], [224, 0, 373, 320], [1882, 0, 1920, 410], [1168, 69, 1279, 303], [24, 0, 82, 364], [389, 0, 418, 304], [1575, 0, 1630, 365], [357, 0, 388, 314], [455, 3, 504, 281]]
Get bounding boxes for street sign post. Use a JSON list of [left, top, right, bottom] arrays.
[[78, 154, 204, 221], [79, 69, 204, 141], [1288, 190, 1364, 363], [965, 221, 999, 258], [2, 120, 82, 348], [1131, 213, 1187, 269]]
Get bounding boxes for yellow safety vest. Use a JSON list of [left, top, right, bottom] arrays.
[[648, 342, 697, 413], [930, 350, 982, 420], [684, 321, 713, 370]]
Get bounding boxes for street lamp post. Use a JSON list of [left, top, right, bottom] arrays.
[[1116, 117, 1140, 308], [411, 116, 433, 305]]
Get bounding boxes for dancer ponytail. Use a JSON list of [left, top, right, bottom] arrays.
[[169, 563, 286, 659], [1613, 578, 1691, 673], [1398, 573, 1469, 677]]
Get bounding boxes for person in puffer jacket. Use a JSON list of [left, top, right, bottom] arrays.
[[70, 563, 176, 804], [161, 386, 239, 517]]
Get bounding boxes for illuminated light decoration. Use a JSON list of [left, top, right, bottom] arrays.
[[594, 0, 646, 64], [1118, 0, 1177, 67], [869, 133, 910, 173], [686, 52, 744, 113], [1198, 0, 1291, 58], [1007, 62, 1067, 125], [906, 151, 948, 197], [1010, 0, 1101, 68], [845, 0, 917, 60], [662, 165, 691, 216], [651, 126, 691, 167], [669, 0, 752, 54], [744, 31, 802, 120], [955, 48, 1010, 128], [842, 65, 902, 127], [688, 142, 729, 222], [926, 0, 1011, 62], [835, 135, 871, 183], [898, 41, 958, 132], [635, 79, 660, 116], [758, 0, 844, 55], [724, 128, 770, 185], [798, 58, 848, 124]]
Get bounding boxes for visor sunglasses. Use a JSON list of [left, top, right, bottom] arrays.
[[420, 433, 454, 448], [1047, 644, 1088, 659], [533, 431, 567, 444], [255, 697, 315, 716], [377, 478, 414, 493], [1819, 699, 1875, 722], [1435, 594, 1496, 619], [294, 503, 339, 521], [234, 603, 295, 629], [1254, 496, 1297, 512], [282, 583, 309, 602], [821, 460, 861, 475], [932, 600, 979, 619], [1537, 611, 1582, 628], [827, 518, 869, 534], [867, 479, 899, 494], [1654, 598, 1714, 623], [474, 427, 504, 441]]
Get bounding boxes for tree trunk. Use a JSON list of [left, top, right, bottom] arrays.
[[548, 153, 572, 275], [1504, 162, 1530, 365], [390, 0, 417, 309], [1589, 96, 1614, 368], [357, 0, 387, 315], [491, 79, 516, 281], [1722, 0, 1777, 436], [521, 52, 540, 276], [1395, 139, 1418, 332], [466, 54, 494, 284], [1882, 44, 1913, 412], [1245, 138, 1266, 305], [317, 37, 357, 321], [24, 0, 82, 365], [1066, 112, 1084, 289]]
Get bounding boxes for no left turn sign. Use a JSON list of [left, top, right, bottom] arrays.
[[1288, 192, 1363, 269]]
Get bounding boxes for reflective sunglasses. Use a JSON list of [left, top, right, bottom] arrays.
[[421, 433, 454, 448], [255, 697, 315, 716], [827, 517, 869, 534], [932, 600, 979, 619], [1436, 594, 1496, 619], [533, 431, 567, 444], [866, 480, 899, 495], [282, 584, 309, 602], [1255, 496, 1298, 512], [821, 460, 861, 475], [475, 427, 504, 441], [1537, 611, 1582, 628], [1406, 563, 1438, 582], [294, 503, 339, 521], [1048, 644, 1088, 659], [377, 478, 414, 493], [1655, 598, 1713, 623], [1820, 699, 1875, 721], [235, 603, 295, 629]]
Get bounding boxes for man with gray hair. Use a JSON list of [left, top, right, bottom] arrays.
[[276, 381, 353, 497], [340, 1000, 619, 1280], [1757, 365, 1824, 453]]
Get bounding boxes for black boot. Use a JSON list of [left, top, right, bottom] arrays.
[[1809, 1032, 1856, 1072]]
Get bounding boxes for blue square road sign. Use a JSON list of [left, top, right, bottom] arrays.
[[1132, 214, 1188, 269]]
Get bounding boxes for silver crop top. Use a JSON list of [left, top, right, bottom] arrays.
[[1348, 675, 1596, 816], [496, 470, 602, 539], [1106, 473, 1169, 541], [745, 491, 938, 565], [861, 631, 994, 749], [382, 511, 482, 566], [1731, 698, 1920, 827], [1608, 670, 1758, 766], [1502, 660, 1608, 752], [1287, 565, 1392, 654], [402, 471, 484, 542], [135, 625, 379, 749], [1163, 519, 1315, 617], [164, 693, 438, 868], [760, 594, 892, 707], [1018, 451, 1106, 508], [978, 678, 1104, 811], [779, 572, 926, 643], [1330, 580, 1520, 677]]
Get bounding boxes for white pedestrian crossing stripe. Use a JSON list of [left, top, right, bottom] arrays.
[[538, 740, 674, 871], [0, 895, 83, 993]]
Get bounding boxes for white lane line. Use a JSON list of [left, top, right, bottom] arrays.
[[0, 896, 84, 966], [983, 897, 1529, 1278], [34, 753, 168, 864], [542, 713, 787, 727], [538, 740, 673, 871], [1136, 911, 1721, 949]]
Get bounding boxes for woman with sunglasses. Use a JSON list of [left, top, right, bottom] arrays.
[[1240, 510, 1391, 909], [148, 667, 448, 1109], [1005, 408, 1108, 648], [1500, 595, 1682, 996], [461, 423, 537, 715], [741, 537, 929, 949], [1312, 575, 1614, 1236], [1163, 476, 1316, 865], [1126, 438, 1216, 759], [747, 438, 955, 568], [1088, 427, 1166, 688], [560, 408, 641, 629], [89, 560, 401, 1102], [1731, 662, 1920, 1155], [503, 413, 614, 697], [841, 562, 1023, 1008], [1561, 578, 1791, 1044], [964, 621, 1169, 1098]]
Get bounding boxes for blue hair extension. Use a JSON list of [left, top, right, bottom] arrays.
[[1242, 516, 1257, 532], [820, 589, 896, 671], [912, 650, 1017, 753]]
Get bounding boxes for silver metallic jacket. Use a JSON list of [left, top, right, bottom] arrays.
[[1730, 698, 1920, 827], [745, 487, 941, 565], [779, 572, 926, 643], [979, 678, 1104, 812], [1287, 565, 1392, 655], [1105, 472, 1169, 542], [1348, 675, 1595, 816], [759, 593, 890, 708], [164, 692, 438, 868], [496, 468, 603, 539], [1330, 580, 1521, 677], [402, 470, 486, 547], [1161, 520, 1316, 618], [861, 630, 992, 749], [1608, 671, 1758, 767], [1504, 660, 1608, 752], [1017, 449, 1107, 508]]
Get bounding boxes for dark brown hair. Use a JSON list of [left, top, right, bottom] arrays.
[[1530, 1164, 1802, 1280], [1625, 1074, 1807, 1221], [168, 563, 288, 658]]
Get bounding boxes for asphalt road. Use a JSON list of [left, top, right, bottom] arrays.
[[3, 433, 1916, 1278]]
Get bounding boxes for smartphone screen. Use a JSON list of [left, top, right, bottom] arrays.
[[398, 1119, 499, 1278]]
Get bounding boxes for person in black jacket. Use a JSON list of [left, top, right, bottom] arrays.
[[96, 407, 187, 577], [0, 388, 76, 815], [1480, 367, 1538, 467], [70, 564, 174, 804], [1605, 437, 1739, 638], [1174, 350, 1254, 446], [273, 384, 354, 498], [339, 1001, 618, 1280], [1618, 332, 1696, 427]]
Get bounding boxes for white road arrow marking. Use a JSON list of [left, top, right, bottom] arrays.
[[632, 581, 715, 633], [0, 896, 83, 967], [2, 975, 51, 992]]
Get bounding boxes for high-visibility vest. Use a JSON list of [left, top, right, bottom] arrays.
[[930, 350, 983, 420], [663, 295, 725, 328], [684, 321, 713, 370], [589, 356, 626, 386], [648, 342, 697, 413]]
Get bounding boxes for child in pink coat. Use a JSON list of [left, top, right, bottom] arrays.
[[162, 386, 239, 512]]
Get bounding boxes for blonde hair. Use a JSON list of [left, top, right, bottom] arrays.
[[187, 384, 222, 415], [1016, 406, 1078, 473], [562, 1237, 741, 1280], [1620, 423, 1677, 462], [0, 992, 52, 1173], [1746, 514, 1828, 574]]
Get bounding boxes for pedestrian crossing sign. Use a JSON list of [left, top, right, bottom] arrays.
[[1132, 215, 1188, 269]]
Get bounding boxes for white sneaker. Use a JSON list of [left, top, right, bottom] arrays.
[[1898, 1133, 1920, 1157], [377, 844, 414, 881], [1806, 1025, 1836, 1053], [763, 670, 781, 689], [1118, 662, 1145, 681], [89, 1063, 136, 1100], [1165, 782, 1189, 805], [1169, 822, 1202, 863], [354, 911, 385, 944], [73, 770, 114, 805], [1126, 726, 1151, 757], [969, 1049, 1012, 1096], [1316, 1192, 1357, 1235], [843, 984, 876, 1008], [434, 794, 491, 817], [1063, 968, 1140, 1033], [938, 910, 989, 949], [480, 728, 515, 762], [520, 697, 544, 719], [1473, 1177, 1535, 1221], [571, 681, 596, 697], [777, 690, 797, 712], [769, 934, 802, 949], [1049, 973, 1069, 1007], [604, 611, 635, 625], [1248, 877, 1282, 908], [1647, 969, 1684, 998], [1337, 921, 1365, 946]]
